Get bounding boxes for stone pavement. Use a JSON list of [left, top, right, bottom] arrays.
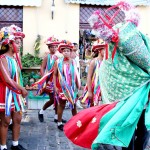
[[7, 108, 150, 150]]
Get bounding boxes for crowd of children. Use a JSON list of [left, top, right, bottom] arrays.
[[32, 36, 104, 131]]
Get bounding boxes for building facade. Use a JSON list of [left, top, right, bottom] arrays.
[[0, 0, 150, 57]]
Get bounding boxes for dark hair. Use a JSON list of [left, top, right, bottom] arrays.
[[86, 43, 91, 49], [0, 44, 9, 55], [48, 45, 57, 49], [93, 52, 98, 58], [73, 43, 78, 46]]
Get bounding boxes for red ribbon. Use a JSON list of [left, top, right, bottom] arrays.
[[64, 57, 70, 61], [14, 32, 25, 38], [105, 44, 109, 60], [111, 29, 119, 60], [93, 10, 120, 60], [12, 42, 22, 69], [0, 65, 21, 94]]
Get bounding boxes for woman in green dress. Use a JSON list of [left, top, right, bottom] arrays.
[[64, 1, 150, 150]]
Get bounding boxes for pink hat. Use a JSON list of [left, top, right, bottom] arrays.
[[0, 25, 25, 69], [88, 1, 138, 43], [58, 40, 73, 53], [92, 39, 107, 52], [88, 1, 139, 60], [45, 36, 60, 46]]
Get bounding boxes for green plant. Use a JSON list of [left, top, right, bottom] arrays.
[[20, 46, 23, 56], [34, 35, 41, 57], [22, 71, 41, 87], [22, 71, 30, 86], [21, 53, 42, 67]]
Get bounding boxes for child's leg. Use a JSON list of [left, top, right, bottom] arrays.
[[42, 93, 54, 110], [54, 101, 58, 115], [57, 99, 66, 122], [0, 112, 11, 149], [38, 93, 54, 122], [54, 101, 67, 123], [11, 111, 27, 149], [90, 98, 94, 107], [72, 104, 77, 116], [11, 111, 22, 141], [57, 99, 66, 131], [54, 101, 58, 121]]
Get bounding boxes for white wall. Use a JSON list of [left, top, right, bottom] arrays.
[[23, 2, 150, 57], [23, 0, 79, 57], [137, 6, 150, 36]]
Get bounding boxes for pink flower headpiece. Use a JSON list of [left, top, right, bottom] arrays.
[[0, 24, 25, 46], [58, 40, 74, 53], [92, 39, 108, 52], [0, 25, 25, 69], [88, 1, 140, 43], [45, 36, 60, 45]]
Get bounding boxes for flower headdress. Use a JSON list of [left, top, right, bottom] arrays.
[[0, 25, 25, 69], [92, 39, 108, 52], [88, 1, 140, 59], [58, 40, 74, 53], [0, 24, 25, 46], [88, 1, 140, 43], [45, 36, 60, 46]]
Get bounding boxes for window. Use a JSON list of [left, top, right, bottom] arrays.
[[80, 4, 125, 29], [79, 5, 125, 60], [0, 6, 23, 29]]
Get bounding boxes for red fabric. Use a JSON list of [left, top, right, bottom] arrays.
[[0, 55, 20, 112], [64, 102, 117, 149], [14, 32, 25, 38], [0, 78, 15, 112], [12, 42, 22, 69], [105, 44, 109, 60], [111, 29, 119, 60], [0, 55, 21, 94], [0, 78, 6, 104]]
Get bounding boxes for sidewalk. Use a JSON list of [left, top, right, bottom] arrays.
[[7, 109, 87, 150], [7, 109, 150, 150]]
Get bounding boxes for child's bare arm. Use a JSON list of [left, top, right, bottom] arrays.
[[0, 58, 28, 97], [40, 56, 47, 76], [87, 59, 95, 99], [53, 61, 59, 93]]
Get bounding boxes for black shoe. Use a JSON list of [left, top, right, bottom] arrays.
[[54, 119, 67, 123], [54, 119, 57, 123], [62, 119, 67, 123], [3, 149, 7, 150], [57, 124, 64, 131], [8, 123, 13, 131], [11, 144, 27, 150], [38, 112, 44, 122]]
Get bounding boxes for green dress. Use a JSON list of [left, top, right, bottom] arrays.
[[92, 21, 150, 149]]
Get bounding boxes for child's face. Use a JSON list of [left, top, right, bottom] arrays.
[[48, 45, 57, 54], [70, 48, 77, 59], [12, 38, 22, 53], [62, 48, 71, 58]]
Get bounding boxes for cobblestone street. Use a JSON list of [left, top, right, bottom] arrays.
[[7, 109, 150, 150]]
